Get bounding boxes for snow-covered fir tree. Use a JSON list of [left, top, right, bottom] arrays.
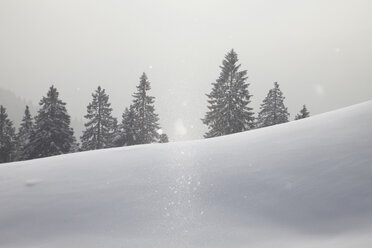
[[0, 105, 16, 163], [256, 82, 290, 128], [159, 133, 169, 143], [131, 73, 162, 144], [22, 86, 76, 159], [15, 105, 34, 160], [295, 105, 310, 120], [202, 49, 255, 138], [81, 86, 117, 150], [113, 106, 137, 147]]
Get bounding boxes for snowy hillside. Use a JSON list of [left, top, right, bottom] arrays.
[[1, 101, 372, 248]]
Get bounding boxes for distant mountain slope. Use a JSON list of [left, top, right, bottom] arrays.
[[0, 88, 84, 139], [0, 101, 371, 248], [0, 88, 37, 129]]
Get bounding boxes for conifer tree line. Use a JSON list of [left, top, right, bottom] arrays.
[[0, 49, 310, 163], [0, 73, 167, 163], [203, 49, 310, 138]]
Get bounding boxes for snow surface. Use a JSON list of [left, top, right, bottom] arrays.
[[1, 101, 372, 248]]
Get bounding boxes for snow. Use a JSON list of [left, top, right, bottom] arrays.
[[1, 101, 372, 248]]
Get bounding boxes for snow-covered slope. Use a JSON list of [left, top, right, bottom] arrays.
[[1, 101, 372, 248]]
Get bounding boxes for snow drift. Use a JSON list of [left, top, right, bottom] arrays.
[[1, 101, 372, 248]]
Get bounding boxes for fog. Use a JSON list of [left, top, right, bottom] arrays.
[[0, 0, 371, 140]]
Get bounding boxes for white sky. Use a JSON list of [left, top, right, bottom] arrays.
[[0, 0, 371, 140]]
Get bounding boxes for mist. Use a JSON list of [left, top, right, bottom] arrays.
[[1, 0, 371, 140]]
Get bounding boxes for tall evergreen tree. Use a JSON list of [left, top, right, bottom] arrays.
[[22, 86, 75, 159], [202, 49, 255, 138], [114, 106, 137, 147], [81, 86, 117, 150], [16, 105, 34, 160], [131, 73, 161, 144], [295, 105, 310, 120], [256, 82, 290, 128], [0, 105, 16, 163]]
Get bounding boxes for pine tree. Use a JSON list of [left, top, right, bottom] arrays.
[[114, 106, 137, 147], [22, 86, 75, 159], [0, 105, 16, 163], [159, 133, 169, 143], [81, 86, 117, 150], [202, 49, 255, 138], [257, 82, 290, 128], [131, 73, 161, 144], [16, 105, 34, 160], [295, 105, 310, 120]]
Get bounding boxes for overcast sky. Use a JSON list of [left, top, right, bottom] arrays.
[[0, 0, 371, 140]]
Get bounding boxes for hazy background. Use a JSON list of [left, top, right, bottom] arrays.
[[0, 0, 371, 141]]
